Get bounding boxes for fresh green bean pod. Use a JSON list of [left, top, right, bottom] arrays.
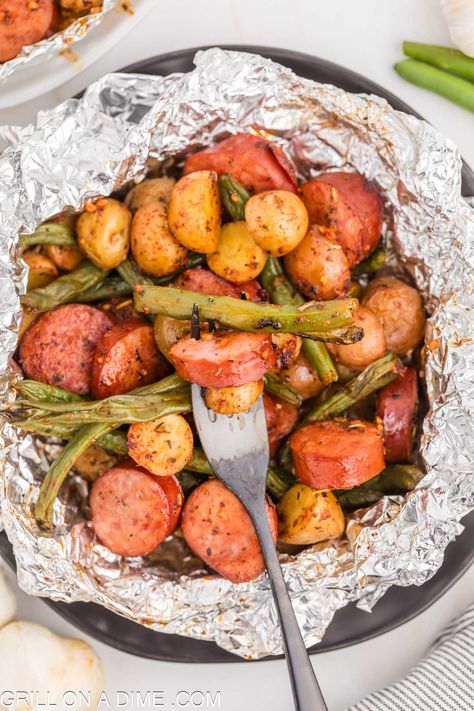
[[34, 422, 119, 528], [77, 276, 133, 303], [260, 257, 338, 383], [403, 41, 474, 82], [304, 353, 402, 424], [20, 223, 76, 249], [264, 372, 302, 407], [218, 174, 250, 221], [352, 246, 387, 276], [395, 59, 474, 113], [21, 262, 107, 313], [134, 285, 361, 342], [117, 258, 155, 289], [185, 448, 213, 475]]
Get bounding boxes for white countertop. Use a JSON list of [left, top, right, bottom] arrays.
[[1, 1, 473, 709]]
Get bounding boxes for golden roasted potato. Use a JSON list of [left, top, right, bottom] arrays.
[[283, 225, 351, 300], [127, 414, 193, 476], [279, 353, 325, 400], [44, 244, 83, 272], [245, 190, 308, 256], [204, 379, 264, 415], [76, 198, 131, 270], [131, 203, 188, 277], [168, 171, 220, 253], [362, 275, 426, 357], [23, 252, 58, 290], [74, 445, 117, 482], [125, 177, 176, 212], [153, 315, 192, 362], [207, 221, 266, 284], [271, 333, 302, 371], [277, 485, 345, 545], [328, 305, 386, 370]]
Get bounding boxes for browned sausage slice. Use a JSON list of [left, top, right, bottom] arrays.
[[300, 172, 383, 266], [290, 419, 385, 489], [90, 465, 170, 557], [157, 474, 184, 534], [181, 479, 278, 583], [91, 318, 169, 399], [263, 392, 299, 457], [184, 133, 298, 194], [19, 304, 113, 395], [377, 366, 418, 463], [0, 0, 54, 63], [169, 331, 276, 388], [174, 267, 267, 303]]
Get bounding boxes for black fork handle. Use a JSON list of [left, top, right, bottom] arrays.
[[249, 504, 328, 711]]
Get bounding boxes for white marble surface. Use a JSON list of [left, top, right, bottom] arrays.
[[1, 0, 473, 709]]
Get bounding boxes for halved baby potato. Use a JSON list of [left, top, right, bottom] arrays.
[[127, 414, 193, 476], [125, 177, 176, 212], [44, 244, 84, 272], [245, 190, 308, 256], [277, 485, 345, 545], [204, 379, 264, 415], [23, 252, 58, 290], [131, 203, 188, 277], [168, 171, 220, 253], [207, 221, 266, 283], [77, 198, 131, 270]]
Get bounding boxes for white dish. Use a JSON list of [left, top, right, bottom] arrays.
[[0, 0, 156, 110]]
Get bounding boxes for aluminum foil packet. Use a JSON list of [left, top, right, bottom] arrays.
[[1, 48, 474, 660], [0, 1, 118, 83]]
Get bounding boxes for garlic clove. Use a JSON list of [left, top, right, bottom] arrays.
[[441, 0, 474, 58], [0, 621, 104, 710]]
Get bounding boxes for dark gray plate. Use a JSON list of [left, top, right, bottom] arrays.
[[2, 46, 473, 662]]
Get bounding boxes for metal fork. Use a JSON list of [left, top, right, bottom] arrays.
[[192, 385, 328, 711]]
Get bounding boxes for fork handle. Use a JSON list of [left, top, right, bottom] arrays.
[[251, 508, 328, 711]]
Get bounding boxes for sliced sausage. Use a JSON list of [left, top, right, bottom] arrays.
[[263, 392, 299, 457], [290, 419, 385, 489], [300, 172, 383, 265], [91, 318, 169, 399], [181, 479, 278, 583], [0, 0, 54, 63], [362, 276, 426, 357], [184, 133, 298, 194], [19, 304, 113, 395], [169, 331, 276, 388], [328, 306, 386, 370], [377, 366, 418, 463], [174, 267, 267, 303], [90, 465, 171, 557], [156, 474, 184, 535]]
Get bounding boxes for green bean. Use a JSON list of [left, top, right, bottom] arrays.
[[20, 223, 76, 249], [395, 59, 474, 113], [77, 276, 132, 303], [336, 464, 425, 511], [185, 447, 213, 475], [117, 258, 155, 289], [34, 423, 118, 528], [176, 470, 207, 495], [403, 42, 474, 82], [304, 353, 402, 423], [264, 372, 302, 407], [266, 466, 296, 500], [218, 174, 250, 221], [21, 262, 107, 313], [134, 285, 361, 343], [352, 246, 387, 275], [260, 257, 338, 383]]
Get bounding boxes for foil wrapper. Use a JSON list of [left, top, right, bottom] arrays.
[[1, 48, 474, 660], [0, 1, 117, 83]]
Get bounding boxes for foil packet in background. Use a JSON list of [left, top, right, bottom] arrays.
[[0, 1, 118, 83], [0, 48, 474, 660]]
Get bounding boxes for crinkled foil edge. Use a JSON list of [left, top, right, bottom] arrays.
[[0, 0, 118, 83], [0, 48, 473, 659]]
